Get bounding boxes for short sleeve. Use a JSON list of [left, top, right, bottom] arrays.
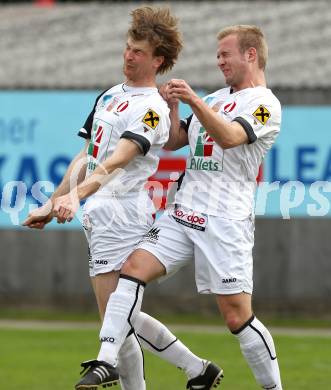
[[180, 114, 193, 133], [120, 103, 170, 155], [77, 90, 107, 140], [232, 96, 281, 144]]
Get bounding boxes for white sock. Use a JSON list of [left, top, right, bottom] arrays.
[[233, 316, 283, 390], [97, 275, 145, 366], [117, 332, 146, 390], [135, 312, 204, 379]]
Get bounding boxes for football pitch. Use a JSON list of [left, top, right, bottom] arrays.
[[0, 326, 330, 389]]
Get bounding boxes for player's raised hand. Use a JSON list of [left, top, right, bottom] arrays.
[[22, 199, 54, 229], [159, 82, 179, 107], [53, 191, 80, 223], [167, 79, 198, 105]]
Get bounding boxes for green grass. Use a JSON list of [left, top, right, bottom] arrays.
[[0, 327, 330, 389], [0, 307, 100, 322], [2, 307, 331, 328]]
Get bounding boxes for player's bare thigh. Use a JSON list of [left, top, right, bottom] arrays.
[[121, 248, 167, 283]]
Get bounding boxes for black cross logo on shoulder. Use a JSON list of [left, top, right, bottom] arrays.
[[143, 110, 160, 129], [253, 105, 271, 125]]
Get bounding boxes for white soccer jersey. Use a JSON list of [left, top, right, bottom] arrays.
[[175, 86, 281, 219], [78, 83, 170, 195]]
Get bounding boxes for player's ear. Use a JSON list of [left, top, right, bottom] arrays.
[[246, 47, 257, 64], [153, 55, 164, 72]]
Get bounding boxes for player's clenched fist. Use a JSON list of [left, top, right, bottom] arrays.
[[159, 82, 179, 107], [167, 79, 198, 105]]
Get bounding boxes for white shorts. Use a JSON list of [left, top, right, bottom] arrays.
[[138, 206, 254, 295], [83, 193, 154, 277]]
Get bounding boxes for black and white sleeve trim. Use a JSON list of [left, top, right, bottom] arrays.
[[233, 117, 257, 144], [121, 131, 151, 156], [180, 114, 193, 133], [78, 110, 94, 139], [77, 89, 108, 140]]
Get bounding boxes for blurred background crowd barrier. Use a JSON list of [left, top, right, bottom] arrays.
[[1, 0, 331, 317]]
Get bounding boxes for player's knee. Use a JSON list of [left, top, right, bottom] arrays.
[[121, 254, 141, 277], [224, 313, 244, 332]]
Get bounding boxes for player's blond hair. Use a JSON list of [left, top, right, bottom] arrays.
[[217, 25, 268, 70], [128, 6, 183, 74]]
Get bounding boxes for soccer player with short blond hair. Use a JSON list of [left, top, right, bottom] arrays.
[[85, 24, 283, 390]]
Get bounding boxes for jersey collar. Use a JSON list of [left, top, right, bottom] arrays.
[[122, 83, 157, 93]]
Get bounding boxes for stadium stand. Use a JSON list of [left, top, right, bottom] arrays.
[[0, 1, 330, 90]]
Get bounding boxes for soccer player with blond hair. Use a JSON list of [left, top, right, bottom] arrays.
[[82, 24, 283, 390], [24, 6, 222, 390]]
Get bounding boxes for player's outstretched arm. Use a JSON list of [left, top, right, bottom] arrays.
[[53, 138, 141, 223], [22, 140, 89, 228], [22, 199, 54, 229]]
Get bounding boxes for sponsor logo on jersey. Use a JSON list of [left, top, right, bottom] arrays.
[[223, 101, 237, 113], [172, 208, 207, 231], [88, 125, 104, 158], [87, 161, 97, 171], [117, 101, 129, 112], [188, 157, 220, 171], [141, 227, 160, 244], [187, 127, 222, 172], [194, 127, 214, 157], [142, 109, 160, 129], [253, 105, 271, 125]]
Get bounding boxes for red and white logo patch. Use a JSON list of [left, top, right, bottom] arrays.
[[223, 101, 236, 113], [172, 207, 208, 231], [117, 101, 129, 112]]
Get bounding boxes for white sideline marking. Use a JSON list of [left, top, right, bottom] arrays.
[[0, 320, 330, 337]]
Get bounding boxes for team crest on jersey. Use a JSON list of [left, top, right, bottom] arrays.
[[253, 105, 271, 125], [142, 109, 160, 129]]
